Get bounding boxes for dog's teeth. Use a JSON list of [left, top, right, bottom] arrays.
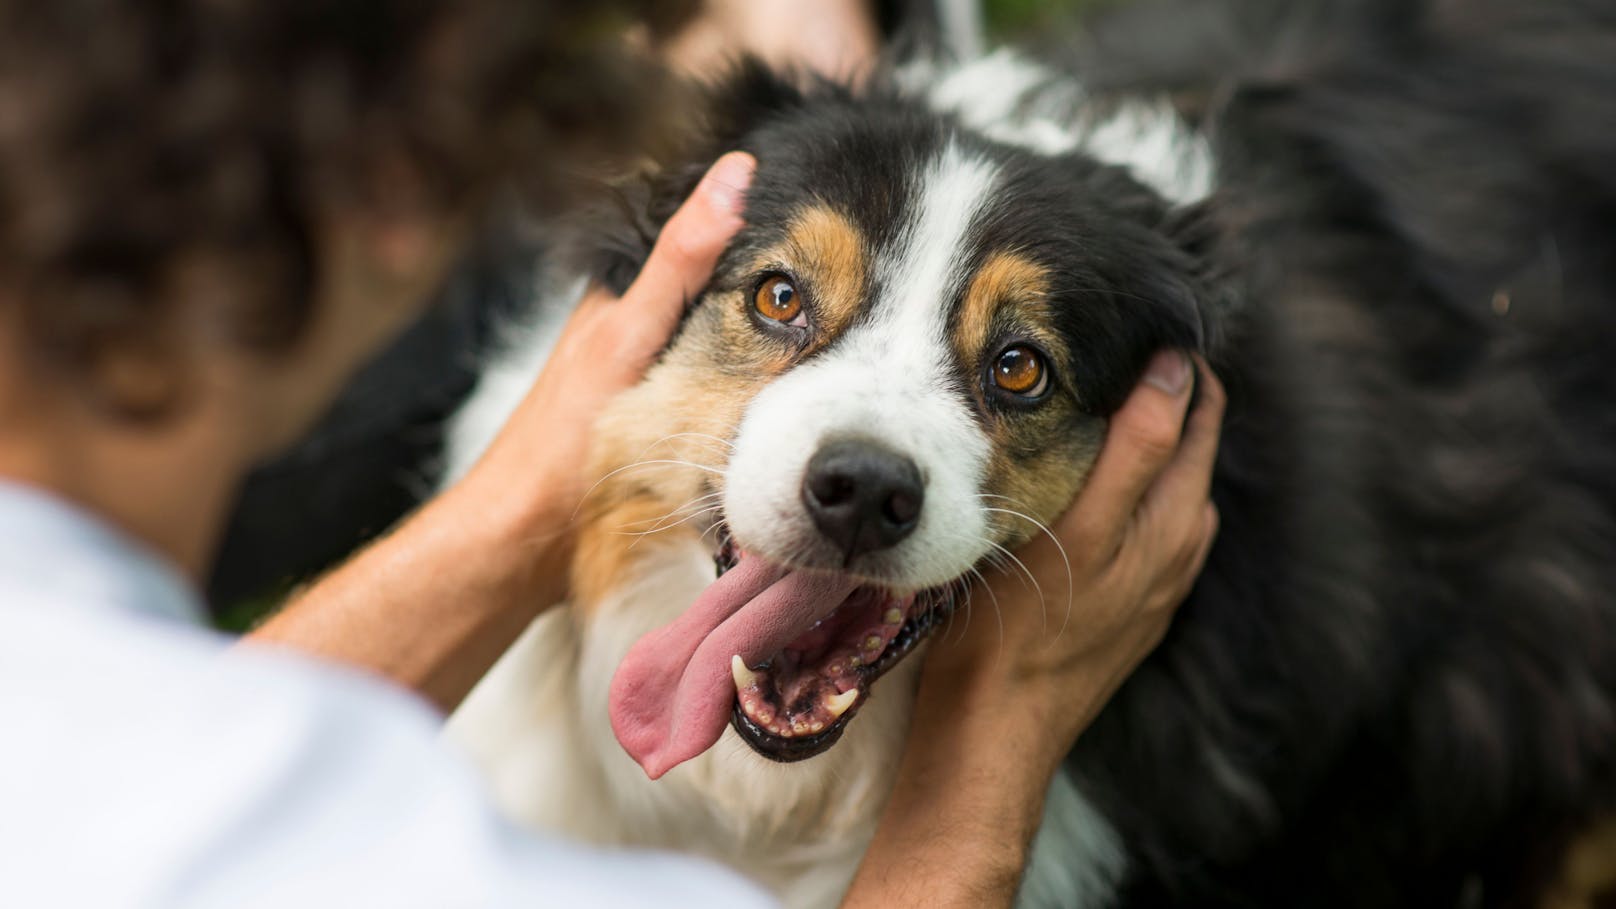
[[731, 654, 758, 691], [863, 635, 883, 651], [824, 688, 858, 719], [883, 608, 903, 625], [848, 655, 862, 668]]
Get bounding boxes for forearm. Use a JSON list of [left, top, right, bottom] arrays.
[[250, 474, 569, 713], [843, 666, 1105, 909]]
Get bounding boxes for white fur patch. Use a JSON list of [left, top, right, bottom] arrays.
[[1018, 771, 1126, 908], [723, 142, 998, 587], [441, 276, 584, 484], [905, 49, 1216, 204]]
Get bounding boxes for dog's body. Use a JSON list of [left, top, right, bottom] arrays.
[[446, 2, 1616, 906]]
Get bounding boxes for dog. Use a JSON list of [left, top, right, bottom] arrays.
[[443, 1, 1616, 905]]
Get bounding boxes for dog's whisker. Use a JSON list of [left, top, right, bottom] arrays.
[[574, 458, 730, 519], [982, 505, 1076, 646], [617, 505, 724, 542], [985, 539, 1046, 635], [655, 431, 736, 451], [635, 432, 734, 460], [614, 492, 726, 531]]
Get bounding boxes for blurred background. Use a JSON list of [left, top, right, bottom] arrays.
[[209, 0, 1117, 627]]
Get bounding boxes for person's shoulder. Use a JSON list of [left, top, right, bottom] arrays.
[[0, 602, 774, 908]]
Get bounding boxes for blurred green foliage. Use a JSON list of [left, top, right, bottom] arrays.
[[215, 587, 290, 633], [984, 0, 1113, 37]]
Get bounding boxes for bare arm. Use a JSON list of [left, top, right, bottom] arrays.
[[251, 154, 757, 713], [844, 354, 1226, 907]]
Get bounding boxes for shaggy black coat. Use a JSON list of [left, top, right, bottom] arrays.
[[1071, 1, 1616, 904]]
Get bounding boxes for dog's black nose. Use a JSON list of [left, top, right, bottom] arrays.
[[801, 438, 924, 560]]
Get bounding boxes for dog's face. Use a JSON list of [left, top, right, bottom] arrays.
[[583, 67, 1210, 776]]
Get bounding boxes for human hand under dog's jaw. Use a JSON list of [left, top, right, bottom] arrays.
[[928, 353, 1225, 755], [845, 352, 1224, 909], [453, 152, 756, 591]]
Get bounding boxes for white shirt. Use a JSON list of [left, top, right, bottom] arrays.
[[0, 482, 773, 908]]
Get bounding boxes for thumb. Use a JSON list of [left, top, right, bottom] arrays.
[[619, 151, 756, 339], [1063, 350, 1195, 548]]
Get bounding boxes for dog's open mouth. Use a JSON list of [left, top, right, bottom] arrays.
[[607, 521, 962, 779], [713, 527, 960, 763]]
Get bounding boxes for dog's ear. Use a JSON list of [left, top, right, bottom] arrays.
[[1156, 198, 1235, 356], [564, 59, 811, 295], [1096, 215, 1227, 413], [1070, 162, 1232, 413]]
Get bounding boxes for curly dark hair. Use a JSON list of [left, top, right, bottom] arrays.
[[0, 0, 691, 414]]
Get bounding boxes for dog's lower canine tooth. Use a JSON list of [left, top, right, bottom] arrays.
[[731, 654, 758, 691], [824, 688, 857, 719]]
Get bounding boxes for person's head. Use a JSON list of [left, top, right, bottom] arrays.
[[0, 0, 689, 460]]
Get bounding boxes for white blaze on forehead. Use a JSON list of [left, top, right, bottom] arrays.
[[870, 141, 1001, 347], [723, 143, 1000, 588]]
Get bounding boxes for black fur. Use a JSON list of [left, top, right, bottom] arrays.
[[1074, 1, 1616, 905], [568, 2, 1616, 905]]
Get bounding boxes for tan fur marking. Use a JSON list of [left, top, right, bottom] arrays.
[[953, 251, 1053, 366], [570, 326, 763, 613], [987, 432, 1104, 544], [764, 205, 869, 340], [950, 251, 1093, 546], [572, 495, 697, 608]]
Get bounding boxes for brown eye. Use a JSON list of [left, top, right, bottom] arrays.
[[992, 345, 1049, 397], [754, 275, 804, 325]]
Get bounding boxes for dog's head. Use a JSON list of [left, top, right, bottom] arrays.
[[576, 60, 1218, 778]]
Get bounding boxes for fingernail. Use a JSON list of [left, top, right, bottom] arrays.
[[1144, 350, 1191, 395], [702, 152, 756, 216]]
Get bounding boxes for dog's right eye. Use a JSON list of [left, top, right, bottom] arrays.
[[991, 345, 1049, 398], [754, 275, 807, 328]]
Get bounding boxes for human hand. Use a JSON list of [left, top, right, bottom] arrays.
[[661, 0, 880, 83], [259, 153, 755, 712], [844, 352, 1224, 908], [921, 351, 1225, 761], [456, 152, 755, 587]]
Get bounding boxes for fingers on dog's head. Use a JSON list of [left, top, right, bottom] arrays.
[[1065, 350, 1196, 545], [635, 152, 755, 304]]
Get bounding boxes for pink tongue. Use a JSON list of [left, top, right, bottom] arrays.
[[608, 553, 861, 779]]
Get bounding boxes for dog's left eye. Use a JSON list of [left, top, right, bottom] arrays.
[[754, 275, 807, 328], [991, 345, 1050, 398]]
